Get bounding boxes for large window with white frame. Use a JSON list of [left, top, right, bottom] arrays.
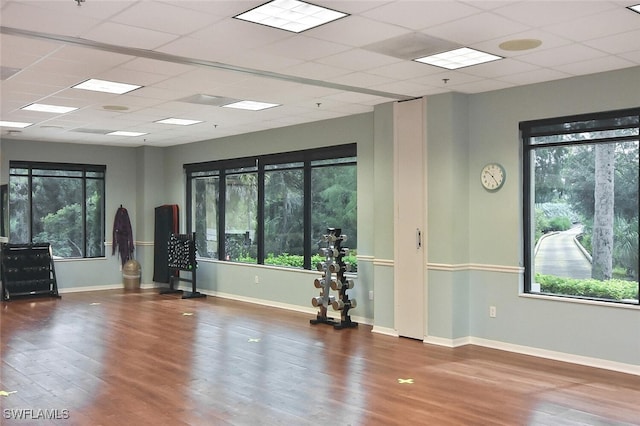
[[9, 161, 106, 258], [186, 144, 357, 271], [521, 108, 639, 305]]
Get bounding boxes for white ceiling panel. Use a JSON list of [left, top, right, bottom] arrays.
[[516, 44, 609, 68], [425, 11, 532, 45], [109, 2, 216, 36], [584, 29, 640, 54], [0, 2, 100, 37], [361, 1, 482, 30], [260, 35, 351, 61], [543, 7, 640, 42], [306, 15, 411, 47], [493, 1, 618, 27], [554, 55, 637, 76], [82, 22, 180, 50], [316, 48, 403, 71], [1, 0, 639, 147]]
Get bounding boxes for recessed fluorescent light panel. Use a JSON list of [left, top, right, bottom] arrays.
[[628, 4, 640, 14], [414, 47, 503, 70], [0, 121, 33, 128], [222, 100, 280, 111], [235, 0, 348, 33], [21, 103, 78, 113], [72, 79, 142, 95], [107, 131, 147, 137], [155, 118, 203, 126]]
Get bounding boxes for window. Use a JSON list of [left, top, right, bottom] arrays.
[[521, 108, 639, 304], [264, 162, 304, 266], [186, 144, 357, 271], [9, 161, 106, 258]]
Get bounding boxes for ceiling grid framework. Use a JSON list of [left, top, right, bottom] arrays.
[[0, 0, 639, 147]]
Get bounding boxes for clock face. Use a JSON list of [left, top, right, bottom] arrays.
[[481, 163, 505, 191]]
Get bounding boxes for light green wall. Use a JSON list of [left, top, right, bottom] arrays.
[[426, 66, 640, 366], [371, 102, 396, 329], [0, 140, 139, 288]]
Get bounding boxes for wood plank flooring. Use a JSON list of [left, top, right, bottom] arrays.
[[1, 289, 639, 425]]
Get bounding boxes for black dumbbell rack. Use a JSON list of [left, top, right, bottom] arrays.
[[1, 243, 60, 301], [310, 228, 357, 329], [162, 232, 205, 299]]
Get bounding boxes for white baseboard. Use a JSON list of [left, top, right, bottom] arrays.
[[371, 326, 399, 337], [58, 282, 159, 294], [468, 337, 640, 376], [422, 334, 639, 376], [59, 284, 121, 293], [423, 335, 470, 348]]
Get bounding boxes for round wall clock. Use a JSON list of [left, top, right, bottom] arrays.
[[480, 163, 506, 191]]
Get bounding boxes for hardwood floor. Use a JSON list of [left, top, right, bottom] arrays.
[[1, 289, 638, 425]]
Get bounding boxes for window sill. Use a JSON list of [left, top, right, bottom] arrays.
[[520, 292, 640, 310]]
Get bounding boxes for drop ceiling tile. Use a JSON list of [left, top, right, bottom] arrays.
[[320, 91, 390, 106], [155, 36, 230, 62], [83, 22, 179, 50], [51, 45, 134, 72], [458, 58, 540, 78], [0, 2, 101, 37], [496, 68, 570, 86], [121, 58, 194, 77], [189, 18, 293, 50], [5, 0, 134, 22], [306, 16, 411, 47], [172, 0, 256, 18], [554, 55, 637, 76], [110, 2, 216, 36], [6, 67, 79, 91], [260, 35, 351, 61], [517, 44, 609, 68], [283, 61, 353, 80], [412, 70, 483, 88], [459, 1, 521, 11], [369, 60, 443, 80], [425, 11, 532, 45], [361, 1, 482, 30], [124, 86, 185, 102], [23, 57, 99, 80], [492, 1, 617, 27], [543, 8, 640, 42], [1, 80, 66, 99], [619, 50, 640, 64], [312, 1, 388, 15], [583, 29, 640, 54], [152, 68, 247, 93], [316, 48, 403, 72], [370, 80, 432, 97], [0, 35, 61, 67], [328, 71, 396, 88], [94, 68, 171, 87], [223, 49, 305, 73], [447, 78, 515, 94]]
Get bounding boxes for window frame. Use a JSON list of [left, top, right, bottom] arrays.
[[185, 144, 357, 270], [8, 160, 107, 259], [521, 108, 640, 305]]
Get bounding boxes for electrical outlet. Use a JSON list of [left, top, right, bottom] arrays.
[[369, 290, 374, 300], [489, 306, 496, 318], [254, 275, 259, 284]]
